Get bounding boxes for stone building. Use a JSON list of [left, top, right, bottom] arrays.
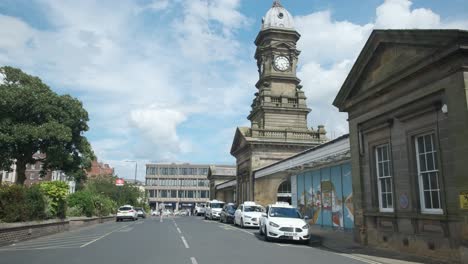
[[215, 180, 237, 203], [0, 163, 17, 184], [333, 29, 468, 263], [207, 165, 236, 201], [230, 1, 326, 205]]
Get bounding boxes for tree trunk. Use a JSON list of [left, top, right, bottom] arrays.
[[16, 160, 27, 185]]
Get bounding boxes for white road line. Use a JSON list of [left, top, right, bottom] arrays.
[[338, 253, 383, 264], [218, 225, 255, 236], [176, 227, 182, 234], [180, 236, 190, 249], [80, 223, 133, 248], [190, 257, 198, 264]]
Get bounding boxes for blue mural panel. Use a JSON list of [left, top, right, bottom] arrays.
[[304, 172, 313, 218], [320, 167, 332, 227], [341, 163, 354, 229], [311, 170, 321, 225], [297, 173, 305, 216], [331, 165, 344, 228]]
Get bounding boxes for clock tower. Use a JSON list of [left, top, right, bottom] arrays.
[[249, 0, 308, 131], [230, 1, 327, 205]]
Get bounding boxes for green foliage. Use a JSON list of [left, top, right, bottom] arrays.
[[67, 190, 117, 217], [39, 181, 69, 219], [0, 185, 28, 222], [85, 177, 141, 206], [25, 185, 47, 220], [67, 191, 94, 217], [0, 184, 47, 222], [0, 66, 95, 184]]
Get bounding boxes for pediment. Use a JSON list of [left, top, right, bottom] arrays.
[[230, 127, 251, 155], [270, 41, 295, 50], [333, 29, 468, 111], [349, 43, 437, 98]]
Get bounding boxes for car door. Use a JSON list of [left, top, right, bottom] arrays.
[[234, 205, 242, 225], [260, 206, 269, 229]]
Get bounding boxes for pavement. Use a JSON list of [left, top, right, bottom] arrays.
[[308, 225, 451, 264], [0, 216, 448, 264]]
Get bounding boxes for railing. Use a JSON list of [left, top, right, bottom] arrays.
[[251, 128, 325, 141]]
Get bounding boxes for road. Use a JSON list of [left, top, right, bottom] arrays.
[[0, 216, 379, 264]]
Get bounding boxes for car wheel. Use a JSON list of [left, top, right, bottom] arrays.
[[204, 214, 208, 220], [259, 225, 263, 235], [264, 227, 271, 242]]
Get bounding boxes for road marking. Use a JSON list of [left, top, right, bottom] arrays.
[[218, 225, 255, 236], [176, 227, 182, 234], [190, 257, 198, 264], [117, 227, 134, 232], [180, 236, 190, 249], [338, 253, 383, 264], [135, 221, 143, 225], [80, 223, 133, 248]]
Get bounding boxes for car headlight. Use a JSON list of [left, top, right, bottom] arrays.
[[302, 224, 310, 229], [244, 215, 252, 219], [269, 222, 279, 228]]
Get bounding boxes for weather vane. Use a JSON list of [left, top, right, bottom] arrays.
[[273, 0, 282, 7]]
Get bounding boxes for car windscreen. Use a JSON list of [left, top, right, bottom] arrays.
[[269, 207, 302, 218], [211, 203, 224, 208], [244, 206, 263, 212], [227, 206, 237, 213], [119, 207, 132, 211]]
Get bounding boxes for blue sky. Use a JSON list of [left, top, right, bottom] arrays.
[[0, 0, 467, 180]]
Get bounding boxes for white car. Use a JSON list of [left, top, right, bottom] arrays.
[[116, 205, 138, 222], [234, 201, 264, 228], [259, 202, 310, 244], [204, 200, 225, 220], [194, 203, 206, 216]]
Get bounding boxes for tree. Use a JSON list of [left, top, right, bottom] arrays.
[[0, 66, 95, 184]]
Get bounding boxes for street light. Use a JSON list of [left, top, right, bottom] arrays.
[[124, 160, 137, 184]]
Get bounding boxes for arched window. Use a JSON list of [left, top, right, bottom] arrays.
[[277, 179, 292, 204], [277, 180, 291, 194]]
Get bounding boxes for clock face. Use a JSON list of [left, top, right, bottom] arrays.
[[274, 56, 290, 71]]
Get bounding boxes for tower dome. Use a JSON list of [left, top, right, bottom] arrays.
[[261, 1, 295, 30]]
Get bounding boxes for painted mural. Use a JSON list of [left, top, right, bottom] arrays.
[[294, 163, 354, 229]]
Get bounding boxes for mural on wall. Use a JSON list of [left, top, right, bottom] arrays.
[[296, 163, 354, 229]]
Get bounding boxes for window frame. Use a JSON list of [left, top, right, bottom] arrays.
[[375, 143, 394, 213], [415, 133, 443, 215]]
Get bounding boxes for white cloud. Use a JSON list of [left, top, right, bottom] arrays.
[[129, 107, 190, 161], [146, 0, 171, 11], [295, 11, 373, 64], [375, 0, 440, 29], [0, 68, 5, 85], [172, 0, 251, 62]]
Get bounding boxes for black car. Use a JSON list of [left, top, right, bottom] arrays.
[[220, 204, 237, 224], [134, 207, 146, 218]]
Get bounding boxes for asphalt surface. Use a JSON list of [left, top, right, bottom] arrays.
[[0, 216, 379, 264]]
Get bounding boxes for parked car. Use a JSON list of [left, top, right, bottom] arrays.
[[220, 203, 237, 224], [116, 205, 138, 222], [134, 207, 146, 218], [194, 203, 206, 216], [151, 210, 159, 216], [259, 202, 310, 244], [234, 201, 264, 228], [204, 200, 225, 220]]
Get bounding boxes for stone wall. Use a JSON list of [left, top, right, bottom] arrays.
[[0, 216, 114, 247]]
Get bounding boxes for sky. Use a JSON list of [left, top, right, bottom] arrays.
[[0, 0, 467, 181]]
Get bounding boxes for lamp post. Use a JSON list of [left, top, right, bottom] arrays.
[[124, 160, 138, 184]]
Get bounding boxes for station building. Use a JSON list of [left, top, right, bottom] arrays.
[[334, 29, 468, 263]]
